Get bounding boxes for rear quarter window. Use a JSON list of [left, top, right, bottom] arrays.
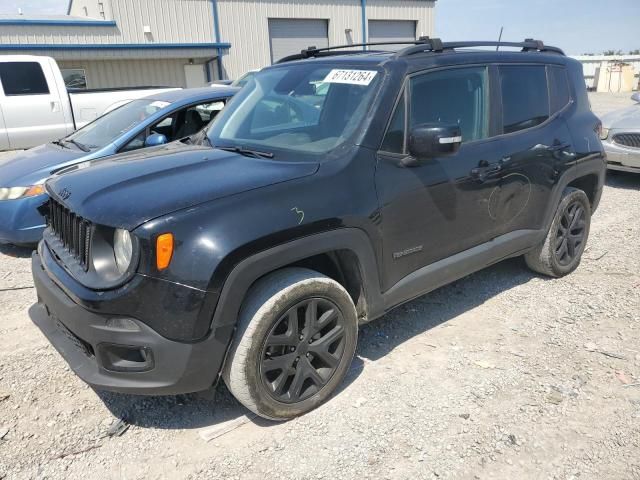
[[499, 65, 549, 134], [0, 62, 50, 96], [548, 66, 572, 115]]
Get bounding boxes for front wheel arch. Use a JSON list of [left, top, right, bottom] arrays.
[[209, 228, 383, 380]]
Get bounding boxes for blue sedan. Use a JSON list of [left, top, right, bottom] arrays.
[[0, 86, 237, 246]]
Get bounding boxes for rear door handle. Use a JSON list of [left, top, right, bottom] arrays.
[[547, 141, 571, 152]]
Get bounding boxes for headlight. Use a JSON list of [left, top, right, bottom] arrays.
[[113, 229, 133, 274], [600, 128, 609, 140], [0, 184, 45, 201]]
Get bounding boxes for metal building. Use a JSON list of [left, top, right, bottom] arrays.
[[0, 0, 435, 89]]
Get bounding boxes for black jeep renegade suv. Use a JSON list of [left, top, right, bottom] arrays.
[[30, 39, 605, 420]]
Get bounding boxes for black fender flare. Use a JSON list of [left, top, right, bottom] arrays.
[[208, 227, 383, 376], [541, 153, 605, 232]]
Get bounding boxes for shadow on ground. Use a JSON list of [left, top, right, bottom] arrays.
[[606, 170, 639, 190], [0, 243, 34, 258], [97, 257, 537, 430]]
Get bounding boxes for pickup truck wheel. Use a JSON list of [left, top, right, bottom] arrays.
[[222, 268, 358, 420], [525, 187, 591, 278]]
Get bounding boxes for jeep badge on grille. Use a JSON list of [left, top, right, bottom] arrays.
[[58, 188, 71, 201]]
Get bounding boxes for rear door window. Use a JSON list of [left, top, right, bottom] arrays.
[[499, 65, 549, 134], [0, 62, 50, 95]]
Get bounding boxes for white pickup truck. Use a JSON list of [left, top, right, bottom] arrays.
[[0, 55, 178, 151]]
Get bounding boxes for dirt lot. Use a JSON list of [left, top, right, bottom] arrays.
[[0, 94, 639, 480]]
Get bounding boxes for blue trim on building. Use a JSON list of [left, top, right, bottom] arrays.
[[0, 42, 232, 51], [211, 0, 225, 80], [0, 19, 117, 26], [361, 0, 367, 50]]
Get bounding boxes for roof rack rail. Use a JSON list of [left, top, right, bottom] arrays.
[[275, 37, 565, 64], [276, 38, 437, 63], [395, 38, 565, 57]]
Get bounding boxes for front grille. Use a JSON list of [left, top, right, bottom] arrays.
[[47, 199, 92, 271], [55, 318, 95, 358], [613, 133, 640, 149]]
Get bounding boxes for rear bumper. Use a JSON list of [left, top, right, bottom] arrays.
[[0, 194, 46, 245], [30, 250, 227, 395]]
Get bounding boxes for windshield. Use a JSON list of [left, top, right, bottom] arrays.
[[208, 64, 382, 158], [231, 71, 257, 88], [65, 98, 171, 150]]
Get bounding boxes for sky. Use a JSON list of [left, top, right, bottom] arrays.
[[0, 0, 638, 56], [435, 0, 640, 55], [0, 0, 66, 15]]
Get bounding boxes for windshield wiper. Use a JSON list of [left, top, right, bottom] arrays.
[[217, 145, 274, 159], [63, 138, 90, 152], [52, 139, 68, 149]]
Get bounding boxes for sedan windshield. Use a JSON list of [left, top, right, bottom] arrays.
[[207, 63, 382, 158], [64, 98, 171, 150]]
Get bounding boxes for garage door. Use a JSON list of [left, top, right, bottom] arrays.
[[268, 19, 329, 63], [368, 20, 416, 50]]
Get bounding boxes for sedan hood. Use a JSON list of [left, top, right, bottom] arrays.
[[46, 142, 319, 230], [601, 103, 640, 129], [0, 143, 87, 187]]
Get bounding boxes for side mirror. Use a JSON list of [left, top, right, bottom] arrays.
[[632, 92, 640, 103], [144, 133, 167, 147], [408, 123, 462, 160]]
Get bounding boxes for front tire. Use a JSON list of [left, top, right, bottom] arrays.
[[525, 187, 591, 277], [222, 268, 358, 420]]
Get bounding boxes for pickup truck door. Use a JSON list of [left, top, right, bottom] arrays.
[[375, 66, 501, 289], [0, 59, 70, 150]]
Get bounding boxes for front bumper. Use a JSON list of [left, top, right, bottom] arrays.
[[0, 194, 47, 245], [603, 138, 640, 173], [30, 250, 228, 395]]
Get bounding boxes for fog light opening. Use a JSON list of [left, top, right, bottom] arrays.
[[97, 343, 154, 372]]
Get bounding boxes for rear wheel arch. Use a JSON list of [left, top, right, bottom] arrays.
[[566, 173, 599, 208]]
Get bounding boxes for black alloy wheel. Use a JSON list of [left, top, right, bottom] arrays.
[[554, 201, 587, 266], [259, 298, 346, 404]]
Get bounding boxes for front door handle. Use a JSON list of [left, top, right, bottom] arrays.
[[471, 162, 502, 181]]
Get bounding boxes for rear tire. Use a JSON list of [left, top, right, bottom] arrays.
[[525, 187, 591, 277], [222, 267, 358, 420]]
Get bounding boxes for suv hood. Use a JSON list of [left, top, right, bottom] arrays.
[[601, 103, 640, 129], [46, 142, 319, 230], [0, 142, 87, 187]]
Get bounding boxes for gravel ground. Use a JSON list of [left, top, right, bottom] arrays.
[[0, 94, 639, 480]]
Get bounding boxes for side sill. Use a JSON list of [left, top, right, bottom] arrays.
[[382, 229, 543, 313]]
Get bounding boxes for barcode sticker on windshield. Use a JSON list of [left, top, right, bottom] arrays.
[[323, 69, 378, 86]]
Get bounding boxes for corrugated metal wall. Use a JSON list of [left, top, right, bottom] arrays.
[[58, 59, 188, 88], [367, 0, 434, 38], [1, 0, 435, 84], [109, 0, 215, 44], [0, 0, 215, 57], [217, 0, 435, 80]]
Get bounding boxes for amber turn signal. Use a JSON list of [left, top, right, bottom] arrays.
[[156, 233, 174, 271], [25, 185, 45, 197]]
